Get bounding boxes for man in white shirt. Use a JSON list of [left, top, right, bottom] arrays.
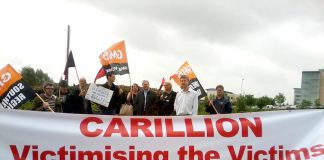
[[174, 75, 199, 115]]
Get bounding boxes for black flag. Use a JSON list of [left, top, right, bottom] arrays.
[[63, 51, 76, 81]]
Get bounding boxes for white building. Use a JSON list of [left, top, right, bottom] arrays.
[[206, 88, 238, 102]]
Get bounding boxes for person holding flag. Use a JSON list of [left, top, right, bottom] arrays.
[[174, 75, 198, 116], [55, 80, 73, 113], [206, 85, 232, 114], [32, 82, 61, 112], [170, 61, 208, 99], [95, 40, 131, 115]]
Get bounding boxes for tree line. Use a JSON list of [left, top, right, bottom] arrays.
[[20, 66, 53, 87], [19, 66, 320, 114], [233, 93, 286, 112]]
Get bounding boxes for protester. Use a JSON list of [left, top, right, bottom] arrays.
[[206, 85, 232, 114], [72, 77, 93, 114], [32, 82, 61, 112], [157, 82, 177, 116], [126, 83, 140, 106], [55, 80, 73, 113], [99, 72, 122, 115], [116, 86, 125, 114], [134, 80, 158, 116], [174, 75, 198, 115]]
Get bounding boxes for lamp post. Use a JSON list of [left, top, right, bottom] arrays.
[[241, 78, 244, 96]]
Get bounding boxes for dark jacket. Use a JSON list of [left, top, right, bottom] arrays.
[[134, 90, 157, 116], [72, 88, 93, 114], [99, 82, 121, 115], [55, 91, 73, 113], [158, 91, 177, 116], [206, 96, 232, 114]]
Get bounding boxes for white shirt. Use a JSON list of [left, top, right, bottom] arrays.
[[144, 90, 148, 110], [174, 89, 199, 115]]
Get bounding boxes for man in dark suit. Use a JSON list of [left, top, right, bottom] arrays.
[[134, 80, 157, 116]]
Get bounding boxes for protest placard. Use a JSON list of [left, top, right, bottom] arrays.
[[85, 83, 113, 107]]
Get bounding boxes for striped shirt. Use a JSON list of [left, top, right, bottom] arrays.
[[42, 94, 57, 112]]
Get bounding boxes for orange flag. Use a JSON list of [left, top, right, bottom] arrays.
[[99, 41, 129, 75], [0, 64, 35, 109], [170, 61, 207, 99]]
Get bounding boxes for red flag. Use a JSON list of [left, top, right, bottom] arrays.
[[94, 67, 106, 83], [158, 77, 165, 90], [169, 74, 178, 82]]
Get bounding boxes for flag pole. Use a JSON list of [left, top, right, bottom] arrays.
[[128, 74, 132, 87], [75, 66, 80, 84], [58, 76, 62, 99], [58, 86, 61, 99], [66, 25, 70, 84], [75, 67, 84, 92], [124, 41, 132, 87], [70, 51, 82, 91], [206, 96, 219, 114]]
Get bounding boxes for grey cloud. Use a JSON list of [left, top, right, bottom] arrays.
[[71, 0, 324, 64], [67, 0, 324, 103], [70, 0, 324, 44]]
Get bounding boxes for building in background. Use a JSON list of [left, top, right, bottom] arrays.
[[293, 88, 302, 105], [206, 88, 238, 103], [294, 69, 324, 105]]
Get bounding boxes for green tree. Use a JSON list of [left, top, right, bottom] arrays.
[[198, 98, 209, 115], [20, 66, 53, 87], [35, 69, 52, 85], [269, 97, 275, 106], [236, 96, 246, 112], [274, 93, 286, 106], [256, 96, 274, 110], [256, 97, 266, 110], [244, 94, 255, 106], [314, 99, 321, 107], [300, 100, 312, 109], [20, 66, 37, 86]]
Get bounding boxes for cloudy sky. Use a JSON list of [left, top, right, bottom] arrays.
[[1, 0, 324, 104]]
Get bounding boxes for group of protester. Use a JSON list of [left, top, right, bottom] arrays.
[[32, 73, 232, 115], [32, 78, 93, 114]]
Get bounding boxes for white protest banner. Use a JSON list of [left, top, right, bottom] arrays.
[[85, 83, 113, 107], [0, 109, 323, 160]]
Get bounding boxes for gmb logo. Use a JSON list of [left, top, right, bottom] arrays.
[[0, 72, 11, 90]]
